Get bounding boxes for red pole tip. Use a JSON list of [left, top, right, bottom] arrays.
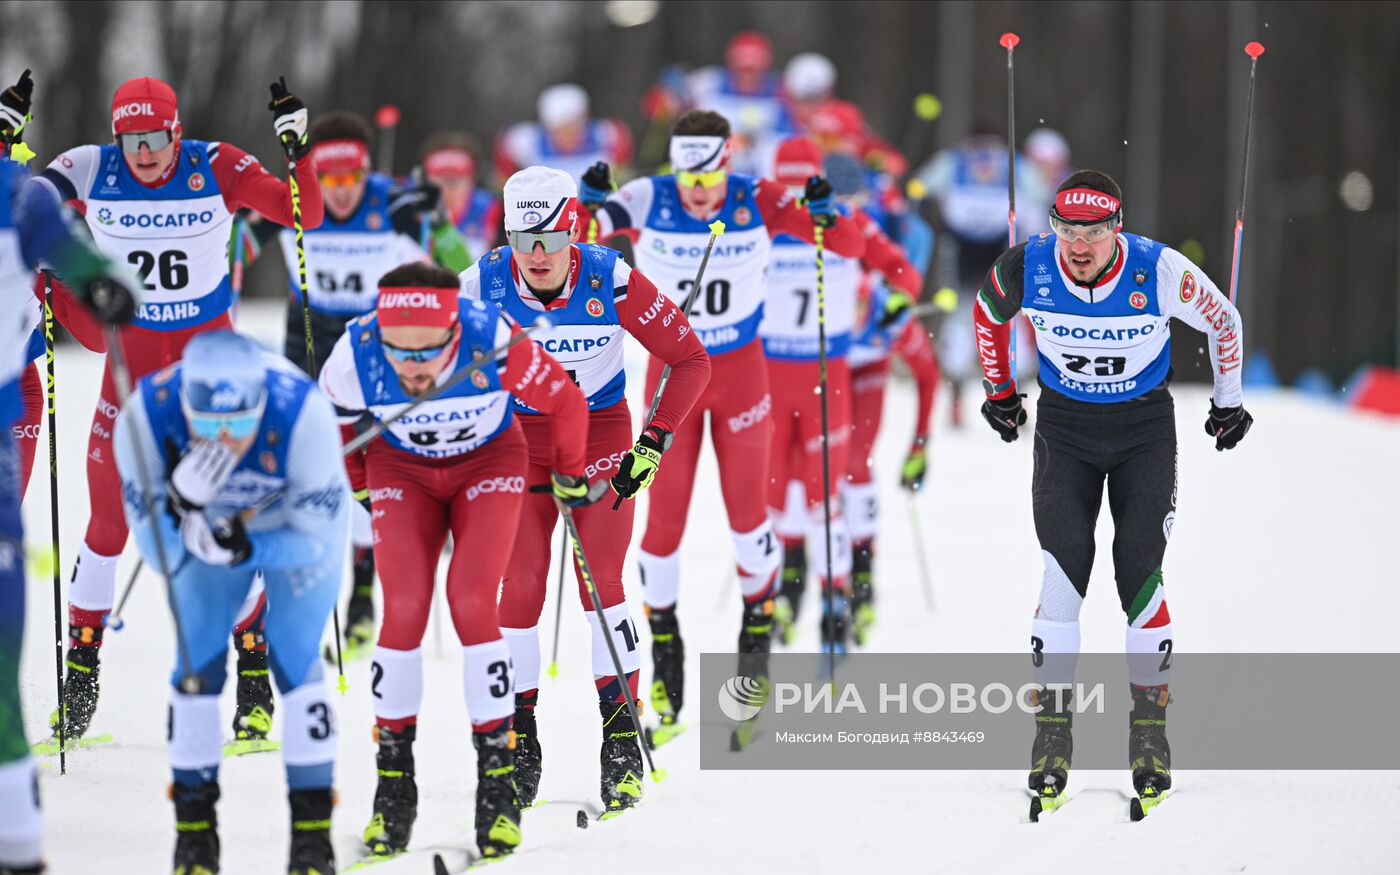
[[1244, 41, 1265, 59], [1000, 32, 1021, 50], [375, 104, 402, 128]]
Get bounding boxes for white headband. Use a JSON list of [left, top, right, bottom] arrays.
[[669, 136, 729, 172]]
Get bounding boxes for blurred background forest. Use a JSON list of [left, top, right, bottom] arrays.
[[4, 0, 1398, 386]]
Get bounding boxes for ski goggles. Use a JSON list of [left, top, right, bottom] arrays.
[[318, 169, 367, 189], [675, 167, 728, 189], [507, 228, 572, 254], [117, 129, 174, 153], [379, 329, 456, 363], [181, 393, 266, 441], [1049, 214, 1120, 245]]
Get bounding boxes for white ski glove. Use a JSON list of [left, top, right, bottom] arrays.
[[169, 439, 238, 514], [180, 512, 238, 566]]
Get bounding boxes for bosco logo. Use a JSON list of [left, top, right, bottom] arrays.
[[1179, 271, 1197, 303], [586, 297, 604, 317], [1129, 291, 1148, 309]]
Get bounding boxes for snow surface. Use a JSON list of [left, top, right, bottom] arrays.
[[19, 300, 1400, 873]]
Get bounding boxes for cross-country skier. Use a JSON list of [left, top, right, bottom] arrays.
[[580, 108, 866, 736], [34, 75, 323, 744], [277, 111, 456, 664], [464, 166, 709, 811], [681, 31, 794, 175], [494, 84, 633, 184], [0, 91, 139, 874], [114, 330, 347, 875], [422, 132, 503, 259], [318, 263, 592, 861], [974, 170, 1252, 817], [783, 53, 906, 176], [761, 144, 922, 649]]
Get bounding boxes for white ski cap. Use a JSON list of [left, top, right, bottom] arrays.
[[1025, 127, 1071, 164], [784, 53, 836, 101], [502, 166, 580, 233], [538, 83, 589, 129]]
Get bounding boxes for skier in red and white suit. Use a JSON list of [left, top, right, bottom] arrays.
[[33, 74, 323, 742], [463, 166, 709, 810], [761, 142, 922, 651], [580, 109, 865, 733], [319, 263, 591, 859]]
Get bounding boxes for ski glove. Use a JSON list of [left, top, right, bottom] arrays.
[[169, 439, 239, 515], [804, 176, 836, 228], [878, 291, 914, 329], [610, 426, 671, 500], [182, 511, 251, 566], [268, 77, 309, 160], [981, 393, 1027, 443], [580, 161, 612, 208], [351, 487, 372, 515], [0, 68, 33, 138], [1204, 399, 1253, 451], [82, 273, 139, 325], [900, 436, 928, 492], [547, 472, 610, 509], [388, 181, 442, 236]]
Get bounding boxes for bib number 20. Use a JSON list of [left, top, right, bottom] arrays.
[[679, 278, 731, 317]]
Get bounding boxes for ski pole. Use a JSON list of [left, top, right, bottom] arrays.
[[814, 226, 838, 686], [103, 328, 201, 695], [1227, 41, 1265, 306], [41, 272, 65, 773], [280, 122, 348, 696], [104, 559, 143, 631], [545, 525, 567, 679], [1000, 32, 1020, 378], [906, 494, 935, 611], [554, 498, 665, 782], [612, 218, 725, 510], [375, 104, 401, 177]]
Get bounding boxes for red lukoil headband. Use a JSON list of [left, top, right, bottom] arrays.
[[377, 286, 458, 329], [310, 139, 370, 174], [1054, 187, 1121, 223]]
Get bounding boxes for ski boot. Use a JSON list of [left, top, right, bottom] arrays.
[[288, 788, 334, 875], [818, 589, 851, 658], [737, 596, 775, 689], [1028, 691, 1074, 821], [473, 726, 521, 859], [850, 540, 876, 646], [512, 693, 543, 807], [50, 627, 102, 740], [232, 630, 275, 744], [773, 542, 806, 645], [1128, 684, 1172, 821], [646, 605, 685, 746], [344, 546, 377, 659], [171, 781, 220, 875], [363, 725, 417, 856], [599, 700, 644, 817]]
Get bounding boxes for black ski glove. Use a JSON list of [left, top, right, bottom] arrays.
[[981, 393, 1027, 443], [804, 176, 837, 228], [610, 426, 671, 500], [0, 69, 33, 139], [388, 180, 442, 237], [1204, 400, 1253, 451], [268, 77, 309, 160], [211, 514, 253, 566], [82, 275, 139, 326], [580, 162, 612, 208]]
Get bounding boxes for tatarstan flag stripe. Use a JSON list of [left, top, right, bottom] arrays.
[[977, 290, 1008, 324], [1128, 567, 1165, 627]]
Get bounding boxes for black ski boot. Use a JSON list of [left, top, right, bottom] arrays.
[[737, 596, 775, 689], [232, 630, 274, 742], [773, 542, 806, 645], [51, 628, 101, 740], [850, 540, 876, 646], [818, 589, 851, 656], [473, 726, 521, 859], [646, 605, 684, 738], [345, 546, 376, 657], [511, 693, 543, 807], [362, 725, 417, 856], [171, 781, 220, 875], [599, 700, 643, 816], [288, 789, 335, 875], [1128, 684, 1172, 819], [1028, 689, 1074, 820]]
